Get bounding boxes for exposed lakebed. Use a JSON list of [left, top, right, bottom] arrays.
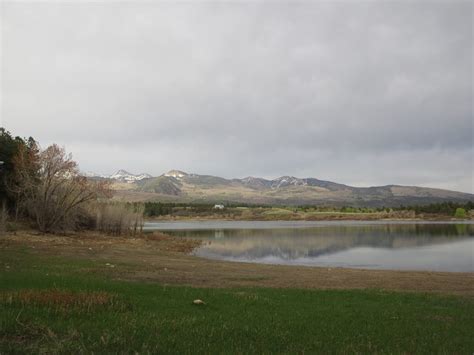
[[144, 221, 474, 272]]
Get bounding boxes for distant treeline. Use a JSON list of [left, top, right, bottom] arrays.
[[142, 202, 260, 217], [393, 201, 474, 215], [140, 201, 473, 217], [298, 202, 474, 215]]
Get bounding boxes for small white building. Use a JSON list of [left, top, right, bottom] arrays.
[[213, 204, 225, 210]]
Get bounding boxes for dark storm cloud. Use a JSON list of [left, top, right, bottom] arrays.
[[1, 1, 472, 192]]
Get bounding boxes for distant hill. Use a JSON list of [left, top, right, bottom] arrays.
[[139, 176, 181, 195], [86, 169, 474, 207]]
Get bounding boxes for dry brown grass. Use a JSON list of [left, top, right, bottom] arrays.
[[0, 289, 128, 313], [95, 203, 143, 236], [144, 232, 202, 253]]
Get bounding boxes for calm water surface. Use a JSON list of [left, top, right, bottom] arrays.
[[144, 221, 474, 272]]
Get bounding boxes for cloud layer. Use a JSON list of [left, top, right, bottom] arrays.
[[1, 1, 472, 192]]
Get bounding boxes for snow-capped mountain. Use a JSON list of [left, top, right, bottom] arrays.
[[82, 171, 110, 179], [164, 170, 188, 179], [109, 170, 152, 182], [239, 176, 272, 189], [82, 170, 152, 182], [270, 176, 308, 189], [239, 176, 309, 189]]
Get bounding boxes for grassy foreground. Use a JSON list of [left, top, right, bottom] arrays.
[[1, 248, 473, 354]]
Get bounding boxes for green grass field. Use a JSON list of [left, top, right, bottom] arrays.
[[1, 248, 473, 354]]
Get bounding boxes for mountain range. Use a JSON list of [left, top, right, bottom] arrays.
[[84, 169, 474, 207]]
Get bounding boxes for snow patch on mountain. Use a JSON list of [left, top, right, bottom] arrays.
[[82, 170, 152, 182], [164, 170, 188, 179], [82, 171, 109, 179], [110, 170, 152, 182], [271, 176, 308, 189]]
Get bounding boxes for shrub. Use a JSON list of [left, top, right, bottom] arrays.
[[95, 203, 144, 236], [454, 208, 467, 219]]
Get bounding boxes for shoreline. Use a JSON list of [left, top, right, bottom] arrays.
[[144, 215, 472, 222], [144, 217, 473, 223], [2, 231, 473, 296]]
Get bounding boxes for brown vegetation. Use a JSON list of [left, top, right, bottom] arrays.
[[3, 289, 107, 308], [3, 136, 144, 235], [11, 144, 112, 233], [95, 203, 144, 236], [0, 289, 128, 313]]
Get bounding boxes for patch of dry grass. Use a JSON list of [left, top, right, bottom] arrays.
[[145, 232, 202, 253], [0, 289, 129, 313]]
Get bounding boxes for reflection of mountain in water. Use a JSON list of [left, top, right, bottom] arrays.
[[168, 224, 474, 260]]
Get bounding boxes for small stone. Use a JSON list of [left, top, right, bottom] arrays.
[[193, 299, 205, 305]]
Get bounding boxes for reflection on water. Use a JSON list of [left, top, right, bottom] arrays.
[[146, 221, 474, 272]]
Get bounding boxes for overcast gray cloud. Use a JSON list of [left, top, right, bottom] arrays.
[[1, 1, 472, 192]]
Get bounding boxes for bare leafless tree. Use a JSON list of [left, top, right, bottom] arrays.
[[14, 144, 111, 233]]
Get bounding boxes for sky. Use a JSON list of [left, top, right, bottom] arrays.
[[1, 1, 472, 193]]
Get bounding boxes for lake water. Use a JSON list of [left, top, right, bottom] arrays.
[[144, 221, 474, 272]]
